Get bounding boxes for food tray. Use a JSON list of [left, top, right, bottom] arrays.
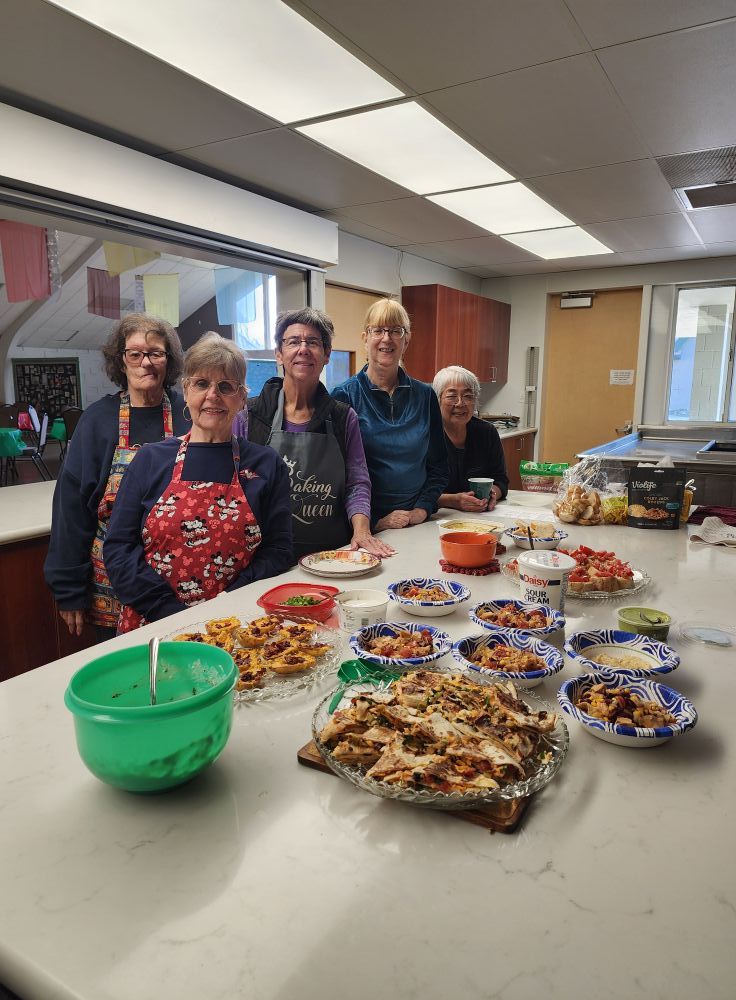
[[164, 618, 342, 703], [312, 672, 568, 809], [501, 561, 650, 601]]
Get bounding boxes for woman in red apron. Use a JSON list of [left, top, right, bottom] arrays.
[[44, 314, 189, 642], [104, 333, 293, 632]]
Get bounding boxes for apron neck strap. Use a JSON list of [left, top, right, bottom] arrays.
[[271, 388, 285, 432], [171, 432, 241, 482]]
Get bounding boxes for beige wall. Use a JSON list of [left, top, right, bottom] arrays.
[[326, 285, 383, 371]]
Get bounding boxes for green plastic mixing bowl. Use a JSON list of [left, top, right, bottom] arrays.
[[64, 641, 237, 793]]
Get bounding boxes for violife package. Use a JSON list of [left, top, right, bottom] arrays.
[[627, 468, 686, 529]]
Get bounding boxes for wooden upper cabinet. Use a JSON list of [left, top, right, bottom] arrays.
[[401, 284, 509, 384]]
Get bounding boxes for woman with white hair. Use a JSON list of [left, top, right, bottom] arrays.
[[432, 365, 509, 513]]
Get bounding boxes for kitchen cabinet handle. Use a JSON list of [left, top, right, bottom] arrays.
[[490, 365, 497, 381]]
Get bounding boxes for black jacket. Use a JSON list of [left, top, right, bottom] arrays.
[[247, 377, 350, 461]]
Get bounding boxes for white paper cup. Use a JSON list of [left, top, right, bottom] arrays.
[[517, 550, 577, 612], [335, 589, 389, 631]]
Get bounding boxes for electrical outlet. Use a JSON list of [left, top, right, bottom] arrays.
[[519, 392, 526, 403]]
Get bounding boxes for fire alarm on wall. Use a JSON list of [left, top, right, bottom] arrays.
[[560, 292, 595, 308]]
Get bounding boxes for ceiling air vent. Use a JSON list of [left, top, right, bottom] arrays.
[[657, 146, 736, 210]]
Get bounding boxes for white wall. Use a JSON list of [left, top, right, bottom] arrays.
[[9, 346, 117, 408], [481, 255, 736, 431]]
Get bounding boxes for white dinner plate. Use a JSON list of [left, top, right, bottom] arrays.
[[298, 549, 381, 578]]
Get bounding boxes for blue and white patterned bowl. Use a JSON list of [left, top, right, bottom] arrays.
[[451, 630, 564, 688], [565, 629, 680, 678], [387, 578, 471, 618], [350, 622, 452, 671], [469, 599, 565, 637], [504, 527, 568, 550], [557, 672, 697, 747]]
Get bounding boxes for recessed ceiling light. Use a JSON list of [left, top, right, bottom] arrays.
[[429, 183, 571, 234], [47, 0, 403, 123], [503, 227, 613, 259], [298, 103, 513, 193]]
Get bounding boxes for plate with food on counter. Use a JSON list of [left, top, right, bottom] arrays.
[[298, 549, 381, 579], [503, 521, 568, 550], [501, 545, 649, 601], [387, 578, 471, 618], [469, 599, 565, 637], [349, 621, 452, 670], [165, 614, 341, 701], [313, 667, 569, 808], [565, 629, 680, 679], [452, 631, 564, 688], [557, 672, 697, 747]]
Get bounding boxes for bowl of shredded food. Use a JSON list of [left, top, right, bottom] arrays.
[[387, 578, 471, 618], [452, 630, 564, 688], [469, 599, 565, 637], [557, 672, 697, 747], [350, 622, 452, 670], [565, 629, 679, 679]]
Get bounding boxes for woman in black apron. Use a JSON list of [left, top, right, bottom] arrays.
[[247, 308, 394, 561]]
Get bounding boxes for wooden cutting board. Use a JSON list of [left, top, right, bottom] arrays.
[[297, 740, 530, 833]]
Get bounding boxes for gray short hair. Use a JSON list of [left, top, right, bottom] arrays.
[[274, 308, 334, 352], [432, 365, 481, 405], [184, 332, 246, 385]]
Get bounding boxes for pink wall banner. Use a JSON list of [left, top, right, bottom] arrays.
[[0, 220, 51, 302], [87, 266, 121, 319]]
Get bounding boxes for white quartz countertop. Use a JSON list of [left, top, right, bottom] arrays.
[[1, 493, 735, 1000], [495, 425, 537, 439], [0, 480, 55, 544]]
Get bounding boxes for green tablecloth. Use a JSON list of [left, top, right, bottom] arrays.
[[0, 428, 24, 458], [48, 419, 67, 443]]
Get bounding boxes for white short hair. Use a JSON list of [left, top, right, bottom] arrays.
[[432, 365, 481, 404]]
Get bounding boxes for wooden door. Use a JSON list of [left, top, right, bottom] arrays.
[[539, 288, 642, 466]]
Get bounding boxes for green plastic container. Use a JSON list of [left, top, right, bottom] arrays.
[[64, 642, 237, 793], [616, 607, 671, 641]]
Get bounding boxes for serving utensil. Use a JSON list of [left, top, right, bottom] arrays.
[[527, 526, 535, 550], [149, 636, 160, 705], [328, 658, 402, 713]]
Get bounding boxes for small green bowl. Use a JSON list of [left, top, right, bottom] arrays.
[[65, 642, 237, 793], [617, 607, 671, 642]]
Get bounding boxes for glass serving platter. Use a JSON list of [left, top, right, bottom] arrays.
[[164, 617, 342, 703], [311, 669, 569, 810], [501, 560, 650, 602]]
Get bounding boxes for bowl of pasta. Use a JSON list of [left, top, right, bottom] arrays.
[[387, 578, 471, 618], [349, 621, 452, 670], [469, 599, 565, 637], [451, 630, 564, 688], [557, 672, 697, 747]]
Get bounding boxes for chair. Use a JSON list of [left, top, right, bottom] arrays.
[[61, 406, 83, 461], [14, 412, 52, 481], [0, 403, 20, 429]]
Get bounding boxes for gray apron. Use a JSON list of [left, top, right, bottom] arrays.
[[267, 390, 350, 556]]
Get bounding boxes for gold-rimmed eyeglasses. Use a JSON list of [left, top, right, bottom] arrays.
[[186, 377, 244, 396], [366, 325, 407, 340]]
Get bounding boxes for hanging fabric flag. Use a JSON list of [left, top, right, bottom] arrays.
[[214, 267, 262, 325], [143, 273, 179, 326], [103, 241, 160, 276], [133, 275, 145, 313], [87, 267, 121, 319], [0, 220, 51, 302]]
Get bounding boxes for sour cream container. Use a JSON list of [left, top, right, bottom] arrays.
[[517, 550, 577, 612]]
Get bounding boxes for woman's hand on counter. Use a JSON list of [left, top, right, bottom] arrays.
[[349, 515, 396, 557], [59, 609, 85, 636], [440, 491, 489, 513]]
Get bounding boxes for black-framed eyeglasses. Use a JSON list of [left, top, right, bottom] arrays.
[[367, 325, 406, 340], [123, 349, 169, 366], [187, 377, 243, 396]]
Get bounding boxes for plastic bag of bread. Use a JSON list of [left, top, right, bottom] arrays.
[[553, 457, 607, 525]]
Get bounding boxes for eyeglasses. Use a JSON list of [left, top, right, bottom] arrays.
[[443, 391, 476, 404], [123, 349, 169, 365], [187, 378, 243, 396], [366, 326, 406, 340], [281, 336, 324, 351]]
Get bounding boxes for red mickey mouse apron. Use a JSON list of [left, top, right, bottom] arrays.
[[117, 433, 262, 633]]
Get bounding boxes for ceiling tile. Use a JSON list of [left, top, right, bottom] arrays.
[[425, 54, 648, 176], [565, 0, 736, 48], [529, 160, 682, 223], [598, 21, 736, 156], [317, 212, 406, 247], [0, 0, 275, 153], [298, 0, 588, 92], [164, 129, 412, 212], [398, 236, 539, 267], [686, 205, 736, 243], [461, 267, 504, 279], [584, 214, 702, 251], [336, 198, 490, 244]]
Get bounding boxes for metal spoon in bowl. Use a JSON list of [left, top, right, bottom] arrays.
[[527, 526, 535, 550], [149, 636, 160, 705]]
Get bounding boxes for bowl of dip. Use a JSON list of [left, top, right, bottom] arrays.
[[335, 589, 389, 631], [616, 607, 671, 641]]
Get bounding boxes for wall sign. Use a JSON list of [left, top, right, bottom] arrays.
[[610, 369, 635, 385]]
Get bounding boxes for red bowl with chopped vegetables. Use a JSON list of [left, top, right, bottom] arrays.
[[257, 583, 340, 622]]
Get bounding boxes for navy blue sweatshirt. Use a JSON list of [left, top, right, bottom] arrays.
[[103, 436, 293, 623]]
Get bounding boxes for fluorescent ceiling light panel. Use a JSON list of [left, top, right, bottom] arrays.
[[47, 0, 402, 123], [429, 183, 572, 234], [504, 227, 613, 259], [298, 103, 513, 193]]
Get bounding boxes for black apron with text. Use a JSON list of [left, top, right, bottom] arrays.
[[267, 389, 350, 557]]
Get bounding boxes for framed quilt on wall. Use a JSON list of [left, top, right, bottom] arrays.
[[12, 358, 82, 417]]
